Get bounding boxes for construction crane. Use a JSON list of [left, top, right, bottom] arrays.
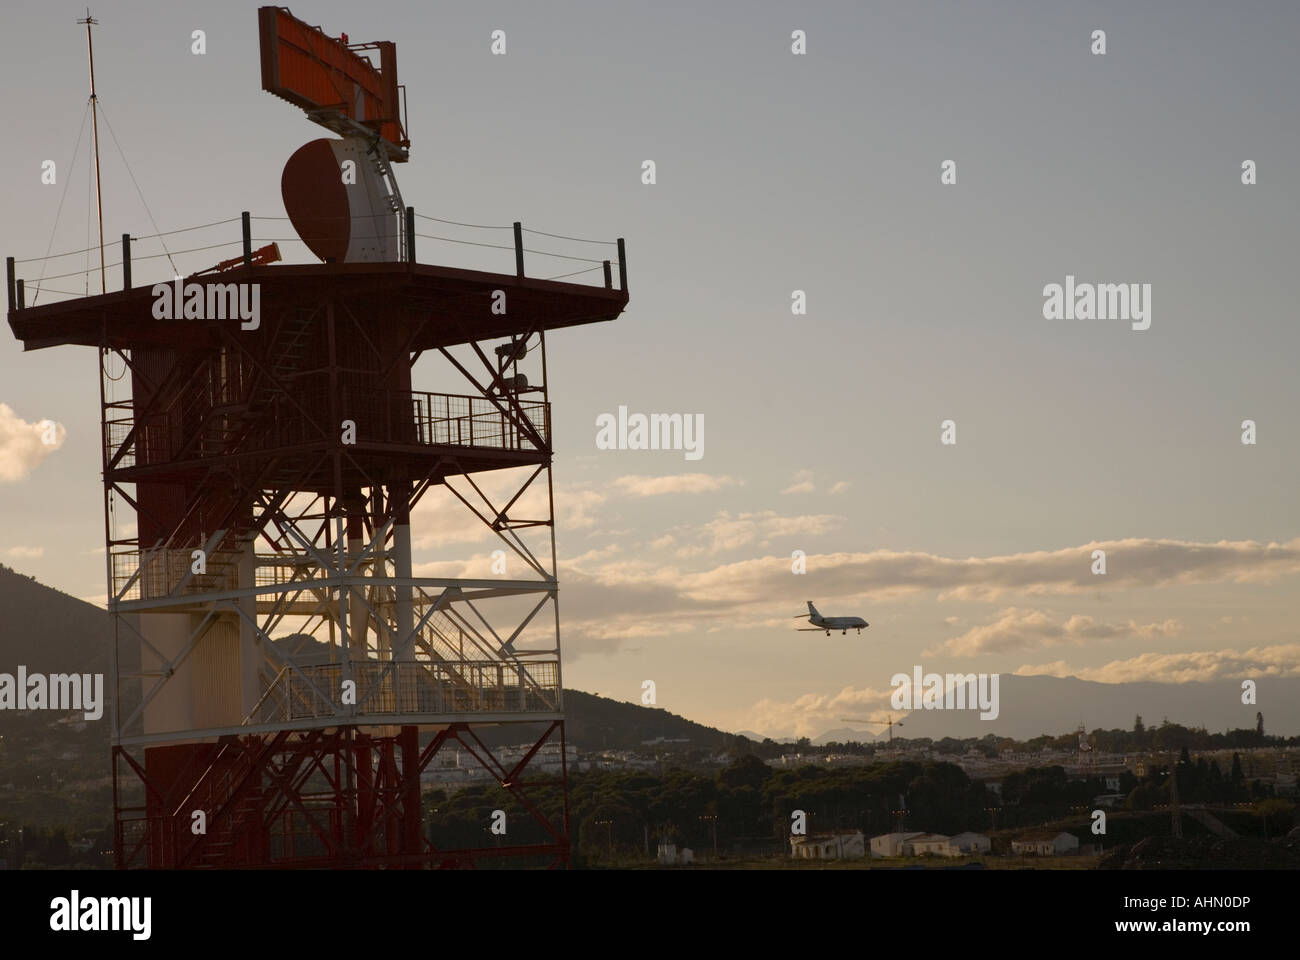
[[841, 716, 905, 749]]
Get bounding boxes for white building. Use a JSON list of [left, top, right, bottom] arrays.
[[870, 831, 924, 858], [790, 831, 865, 860], [903, 833, 952, 857], [945, 832, 991, 856], [1011, 832, 1080, 856]]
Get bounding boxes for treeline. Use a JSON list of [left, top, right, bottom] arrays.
[[736, 715, 1295, 760], [993, 749, 1284, 827], [0, 822, 113, 869], [425, 752, 1294, 861], [426, 757, 997, 858]]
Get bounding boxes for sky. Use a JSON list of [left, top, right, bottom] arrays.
[[1, 1, 1298, 739]]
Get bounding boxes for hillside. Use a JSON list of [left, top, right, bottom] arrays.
[[551, 690, 733, 752], [0, 566, 737, 832], [0, 562, 111, 673]]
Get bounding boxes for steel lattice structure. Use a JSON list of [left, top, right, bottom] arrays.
[[9, 249, 628, 868], [6, 5, 627, 870]]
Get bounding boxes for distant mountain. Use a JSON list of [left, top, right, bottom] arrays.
[[812, 673, 1300, 743], [812, 727, 879, 746], [735, 729, 788, 743]]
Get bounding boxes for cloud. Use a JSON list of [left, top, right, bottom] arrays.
[[0, 404, 65, 483], [613, 474, 738, 496], [558, 489, 610, 530], [566, 543, 623, 567], [670, 539, 1300, 606], [5, 546, 45, 559], [930, 607, 1182, 656], [1015, 644, 1300, 684], [930, 539, 1300, 602], [744, 685, 898, 740], [692, 510, 842, 554], [553, 538, 1300, 658], [780, 470, 815, 494], [828, 481, 851, 495]]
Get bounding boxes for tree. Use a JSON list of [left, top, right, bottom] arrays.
[[1256, 712, 1264, 738], [719, 755, 772, 793], [1126, 782, 1159, 811], [1255, 798, 1294, 837], [1134, 715, 1145, 736]]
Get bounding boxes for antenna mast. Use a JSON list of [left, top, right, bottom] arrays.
[[78, 9, 106, 295]]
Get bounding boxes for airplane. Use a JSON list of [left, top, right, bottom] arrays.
[[794, 601, 868, 636]]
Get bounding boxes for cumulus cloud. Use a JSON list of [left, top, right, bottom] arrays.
[[566, 543, 623, 567], [692, 510, 842, 554], [828, 481, 852, 495], [613, 473, 738, 496], [1015, 644, 1300, 683], [553, 538, 1300, 658], [780, 470, 815, 494], [744, 685, 898, 740], [0, 404, 65, 482], [930, 607, 1182, 656], [662, 539, 1300, 607], [928, 539, 1300, 602], [739, 642, 1300, 737], [556, 488, 608, 530]]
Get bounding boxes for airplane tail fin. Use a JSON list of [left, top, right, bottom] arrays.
[[806, 601, 820, 618]]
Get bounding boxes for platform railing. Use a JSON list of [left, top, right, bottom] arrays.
[[9, 210, 626, 311], [102, 385, 549, 471], [245, 659, 560, 725], [110, 538, 556, 603]]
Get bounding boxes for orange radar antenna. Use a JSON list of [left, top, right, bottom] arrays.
[[257, 6, 409, 161]]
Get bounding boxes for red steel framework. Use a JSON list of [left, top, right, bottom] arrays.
[[8, 5, 627, 869], [7, 234, 628, 868]]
